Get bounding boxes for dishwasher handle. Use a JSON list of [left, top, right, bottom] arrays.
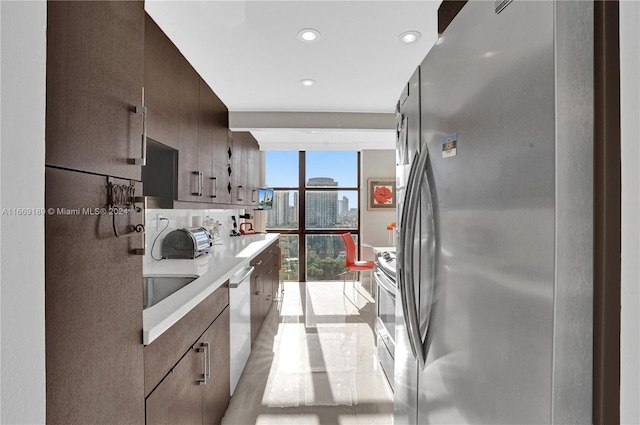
[[229, 266, 255, 288]]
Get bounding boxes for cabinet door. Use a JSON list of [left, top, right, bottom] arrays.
[[269, 261, 278, 305], [144, 283, 229, 396], [146, 345, 203, 425], [144, 14, 180, 149], [176, 64, 201, 202], [46, 1, 144, 180], [214, 92, 232, 205], [198, 78, 215, 203], [250, 270, 262, 345], [45, 167, 144, 424], [263, 266, 274, 320], [226, 131, 235, 203], [230, 132, 260, 206], [272, 245, 281, 301], [199, 78, 230, 204], [202, 308, 231, 425], [230, 132, 243, 204], [235, 132, 249, 205], [246, 133, 261, 207]]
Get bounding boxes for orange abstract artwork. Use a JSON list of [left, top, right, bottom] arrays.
[[374, 186, 393, 204], [368, 179, 396, 210]]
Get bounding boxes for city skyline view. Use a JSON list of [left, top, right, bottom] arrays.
[[264, 151, 359, 207], [265, 184, 358, 230], [265, 151, 360, 281]]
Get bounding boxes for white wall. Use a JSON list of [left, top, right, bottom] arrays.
[[360, 150, 396, 261], [620, 2, 640, 423], [144, 208, 243, 266], [0, 2, 47, 424]]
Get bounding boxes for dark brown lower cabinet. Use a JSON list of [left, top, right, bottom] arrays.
[[202, 310, 231, 425], [146, 306, 230, 425], [250, 270, 263, 345], [250, 240, 280, 345], [145, 348, 202, 425], [45, 167, 145, 424], [250, 261, 272, 345]]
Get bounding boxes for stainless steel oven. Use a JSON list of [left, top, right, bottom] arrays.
[[375, 251, 396, 390]]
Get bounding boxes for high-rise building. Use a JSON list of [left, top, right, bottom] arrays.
[[290, 192, 299, 225], [306, 177, 338, 228], [337, 196, 349, 217], [267, 190, 290, 227]]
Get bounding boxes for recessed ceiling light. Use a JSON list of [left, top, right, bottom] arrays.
[[298, 28, 320, 42], [299, 79, 316, 87], [399, 30, 421, 44]]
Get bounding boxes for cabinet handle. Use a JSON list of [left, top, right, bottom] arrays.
[[205, 342, 211, 382], [210, 177, 217, 198], [251, 189, 257, 203], [237, 185, 244, 201], [192, 171, 203, 196], [130, 87, 147, 166], [197, 342, 210, 385], [256, 260, 263, 266], [266, 294, 271, 301], [255, 275, 262, 295]]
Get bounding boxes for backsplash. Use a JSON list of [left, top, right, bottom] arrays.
[[144, 208, 245, 266]]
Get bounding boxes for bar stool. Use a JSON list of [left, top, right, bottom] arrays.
[[340, 233, 375, 295]]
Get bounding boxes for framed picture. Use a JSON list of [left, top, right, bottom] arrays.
[[368, 179, 396, 210]]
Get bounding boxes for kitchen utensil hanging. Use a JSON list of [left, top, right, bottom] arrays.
[[107, 181, 146, 255]]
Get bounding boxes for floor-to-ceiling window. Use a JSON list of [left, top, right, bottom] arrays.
[[265, 151, 360, 281]]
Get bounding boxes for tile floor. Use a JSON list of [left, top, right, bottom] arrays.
[[221, 281, 394, 425]]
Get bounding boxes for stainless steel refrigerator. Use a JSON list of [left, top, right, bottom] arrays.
[[394, 1, 594, 424]]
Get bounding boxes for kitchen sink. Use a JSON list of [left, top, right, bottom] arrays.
[[143, 275, 199, 309]]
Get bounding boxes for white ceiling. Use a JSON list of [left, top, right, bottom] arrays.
[[145, 1, 440, 149], [251, 129, 396, 150]]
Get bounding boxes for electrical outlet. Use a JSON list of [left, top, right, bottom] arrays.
[[156, 213, 165, 230]]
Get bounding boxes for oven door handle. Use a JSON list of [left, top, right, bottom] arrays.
[[374, 269, 396, 300]]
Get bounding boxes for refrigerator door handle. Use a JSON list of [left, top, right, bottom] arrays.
[[402, 143, 435, 368], [399, 151, 423, 363], [417, 149, 437, 358]]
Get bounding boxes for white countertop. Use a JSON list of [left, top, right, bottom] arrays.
[[143, 233, 279, 345]]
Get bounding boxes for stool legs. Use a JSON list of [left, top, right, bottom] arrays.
[[342, 269, 374, 297]]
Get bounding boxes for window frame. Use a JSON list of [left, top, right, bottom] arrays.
[[265, 151, 361, 281]]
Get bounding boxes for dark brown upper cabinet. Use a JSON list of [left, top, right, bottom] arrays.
[[246, 133, 261, 207], [144, 14, 181, 150], [231, 132, 261, 207], [175, 62, 201, 203], [145, 14, 237, 207], [199, 78, 232, 204], [46, 1, 145, 181], [144, 13, 266, 209], [144, 14, 200, 203]]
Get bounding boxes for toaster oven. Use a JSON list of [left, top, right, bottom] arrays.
[[161, 226, 213, 259]]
